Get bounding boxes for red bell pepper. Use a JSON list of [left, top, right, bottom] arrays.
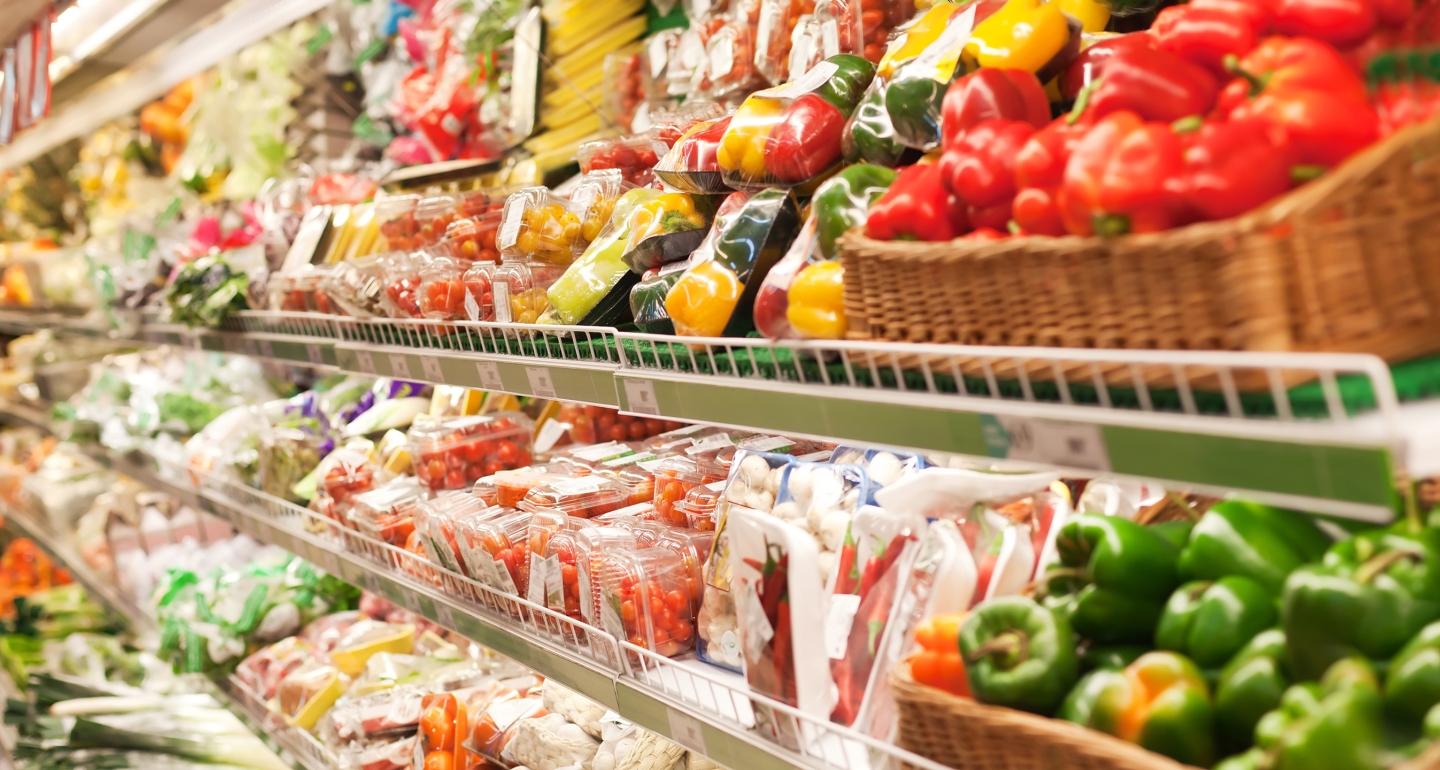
[[681, 116, 732, 171], [1060, 110, 1188, 236], [940, 118, 1035, 214], [1012, 116, 1091, 236], [765, 94, 849, 183], [940, 68, 1051, 149], [1060, 34, 1220, 123], [1180, 115, 1296, 221], [1269, 0, 1375, 48], [1220, 36, 1380, 167], [865, 163, 968, 241], [1152, 4, 1260, 77]]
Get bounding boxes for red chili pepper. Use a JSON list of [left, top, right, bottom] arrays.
[[1060, 110, 1188, 236], [1012, 116, 1091, 236], [775, 597, 793, 704], [765, 93, 848, 183], [1152, 4, 1260, 77], [1219, 36, 1380, 167], [1180, 115, 1297, 221], [940, 68, 1051, 149], [834, 528, 860, 595], [865, 163, 968, 241], [1269, 0, 1375, 48], [1061, 33, 1220, 123], [940, 119, 1035, 229]]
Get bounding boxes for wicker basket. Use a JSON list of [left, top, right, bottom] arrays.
[[891, 665, 1440, 770], [839, 116, 1440, 361]]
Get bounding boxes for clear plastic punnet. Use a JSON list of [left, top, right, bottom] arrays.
[[497, 188, 586, 265], [518, 476, 628, 519], [406, 412, 535, 492], [572, 527, 638, 626], [416, 492, 505, 577], [600, 547, 698, 658], [490, 260, 565, 324], [375, 194, 422, 252], [417, 254, 472, 322], [346, 477, 427, 557], [456, 509, 532, 598]]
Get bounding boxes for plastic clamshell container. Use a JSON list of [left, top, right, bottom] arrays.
[[675, 481, 724, 531], [572, 527, 637, 625], [652, 456, 719, 527], [491, 260, 565, 324], [407, 412, 535, 491], [417, 255, 472, 321], [656, 527, 714, 615], [518, 476, 627, 519], [498, 188, 586, 264], [524, 510, 596, 606], [375, 195, 422, 252], [494, 469, 573, 508], [457, 510, 532, 598], [323, 253, 389, 318], [600, 547, 697, 657], [413, 194, 462, 249], [346, 477, 426, 556], [416, 492, 503, 576], [542, 529, 585, 619]]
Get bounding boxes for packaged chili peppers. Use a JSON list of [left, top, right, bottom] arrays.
[[601, 547, 699, 657], [407, 412, 535, 491], [664, 189, 802, 338], [653, 116, 734, 193], [717, 54, 876, 187], [729, 506, 831, 721], [620, 192, 721, 273]]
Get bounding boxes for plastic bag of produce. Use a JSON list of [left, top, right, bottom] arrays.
[[505, 712, 600, 770], [629, 263, 686, 334], [545, 188, 661, 325]]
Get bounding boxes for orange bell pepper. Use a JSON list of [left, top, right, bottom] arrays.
[[909, 612, 971, 697]]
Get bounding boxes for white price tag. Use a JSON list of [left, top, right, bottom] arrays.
[[389, 354, 413, 380], [525, 367, 557, 398], [318, 548, 341, 576], [667, 708, 708, 755], [256, 339, 274, 359], [825, 593, 862, 659], [434, 601, 456, 629], [363, 571, 381, 594], [535, 420, 571, 453], [982, 415, 1112, 472], [420, 355, 445, 383], [649, 35, 669, 79], [624, 379, 661, 415], [306, 344, 324, 365], [526, 553, 550, 606], [354, 350, 376, 374], [476, 361, 505, 391]]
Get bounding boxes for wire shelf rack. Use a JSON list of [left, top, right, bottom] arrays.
[[331, 316, 623, 364], [221, 675, 336, 770]]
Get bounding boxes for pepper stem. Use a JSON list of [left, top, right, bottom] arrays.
[[1029, 567, 1087, 599], [1355, 547, 1424, 585], [965, 630, 1031, 669], [1068, 77, 1101, 125], [1223, 54, 1270, 97], [1171, 115, 1203, 134], [1093, 213, 1131, 238], [1291, 165, 1327, 183]]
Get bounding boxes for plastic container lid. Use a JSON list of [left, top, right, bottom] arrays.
[[599, 547, 696, 656], [518, 476, 627, 519], [456, 510, 532, 596]]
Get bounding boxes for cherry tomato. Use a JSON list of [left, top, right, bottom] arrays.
[[496, 440, 520, 466], [445, 469, 466, 488], [621, 599, 638, 622], [665, 589, 688, 613]]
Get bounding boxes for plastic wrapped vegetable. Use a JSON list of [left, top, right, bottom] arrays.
[[547, 189, 662, 325], [665, 189, 801, 337], [621, 193, 717, 273], [578, 136, 665, 187], [654, 117, 733, 194], [165, 247, 265, 327], [718, 55, 876, 187], [630, 264, 686, 334], [883, 3, 984, 150], [844, 79, 908, 166]]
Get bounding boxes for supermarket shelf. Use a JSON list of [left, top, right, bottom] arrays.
[[218, 675, 335, 770], [18, 309, 1428, 519]]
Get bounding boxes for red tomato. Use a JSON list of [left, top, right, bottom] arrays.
[[445, 469, 466, 488], [561, 564, 578, 585], [462, 442, 486, 463], [609, 424, 629, 442], [665, 589, 688, 613], [425, 459, 446, 481], [628, 422, 646, 440], [496, 440, 520, 466], [483, 459, 505, 475]]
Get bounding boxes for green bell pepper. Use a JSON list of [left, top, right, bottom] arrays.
[[1215, 629, 1291, 753], [1041, 514, 1183, 645], [1385, 620, 1440, 726], [812, 164, 896, 260], [884, 74, 947, 150], [815, 54, 876, 114], [843, 82, 907, 167], [1080, 645, 1147, 673], [1225, 658, 1384, 770], [1155, 576, 1277, 669], [1058, 651, 1215, 767], [1179, 501, 1331, 594], [1282, 524, 1440, 680], [959, 596, 1079, 716]]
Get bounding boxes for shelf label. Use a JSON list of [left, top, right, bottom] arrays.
[[666, 708, 707, 754], [420, 355, 444, 383], [624, 380, 661, 415], [362, 570, 381, 594], [306, 344, 324, 365], [525, 367, 556, 398], [476, 361, 504, 391], [256, 339, 274, 359], [981, 415, 1111, 472], [434, 601, 456, 630], [354, 350, 376, 374], [315, 547, 341, 576], [389, 354, 412, 380]]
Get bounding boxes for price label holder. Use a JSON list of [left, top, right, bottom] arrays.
[[354, 350, 376, 374], [525, 367, 556, 398], [389, 354, 412, 379], [980, 415, 1111, 472], [433, 601, 457, 630], [623, 379, 660, 415], [476, 361, 504, 391], [667, 709, 708, 755], [256, 339, 274, 359], [420, 355, 445, 383], [306, 343, 325, 365], [362, 570, 381, 595]]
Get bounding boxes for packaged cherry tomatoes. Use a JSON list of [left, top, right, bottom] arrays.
[[418, 692, 468, 770], [442, 214, 504, 264], [524, 510, 596, 608], [577, 136, 666, 188], [456, 509, 532, 599], [541, 529, 586, 620], [375, 195, 422, 252], [407, 412, 535, 492], [491, 261, 565, 325], [416, 492, 503, 577], [717, 55, 876, 187], [346, 477, 427, 559], [656, 527, 715, 616], [493, 469, 572, 508], [755, 0, 817, 85], [652, 457, 719, 528], [379, 252, 424, 319], [518, 476, 628, 519], [600, 547, 698, 657], [417, 255, 472, 322], [571, 527, 638, 625], [498, 189, 586, 266], [414, 195, 463, 250]]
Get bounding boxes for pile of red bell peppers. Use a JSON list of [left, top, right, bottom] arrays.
[[864, 0, 1422, 242]]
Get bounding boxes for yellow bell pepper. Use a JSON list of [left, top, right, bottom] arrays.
[[880, 3, 964, 79], [964, 0, 1070, 73], [717, 97, 786, 182], [666, 260, 743, 337], [625, 194, 705, 250], [786, 261, 848, 339], [1062, 0, 1110, 32]]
